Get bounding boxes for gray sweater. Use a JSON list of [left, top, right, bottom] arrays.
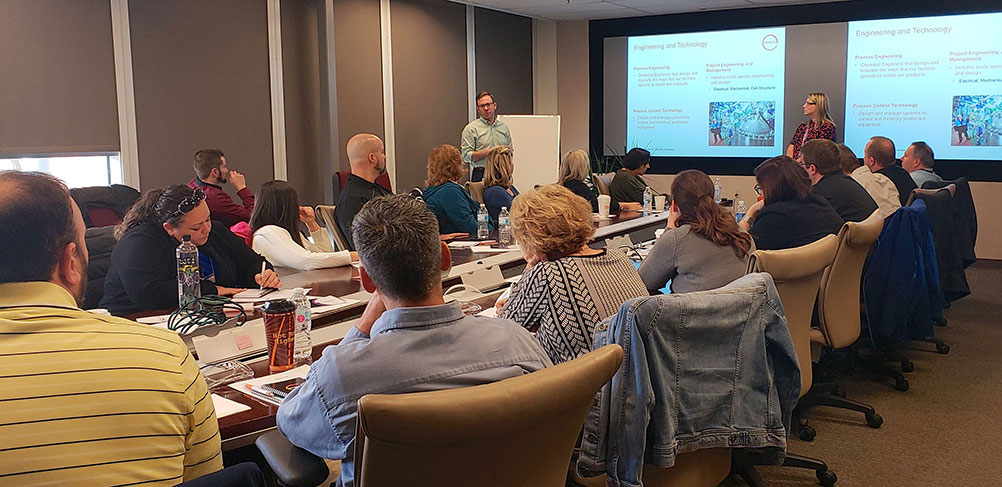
[[638, 224, 752, 294]]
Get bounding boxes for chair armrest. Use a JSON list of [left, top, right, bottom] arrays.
[[255, 430, 330, 487]]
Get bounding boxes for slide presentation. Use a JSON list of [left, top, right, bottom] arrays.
[[845, 12, 1002, 160], [627, 27, 786, 157]]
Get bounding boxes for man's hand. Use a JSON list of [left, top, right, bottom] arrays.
[[215, 285, 245, 296], [355, 291, 386, 336], [299, 206, 320, 232], [254, 269, 282, 289], [619, 202, 642, 211], [229, 170, 247, 191]]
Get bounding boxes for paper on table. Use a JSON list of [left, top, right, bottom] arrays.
[[228, 365, 311, 405], [469, 244, 519, 254], [231, 288, 313, 303], [311, 296, 360, 318], [211, 393, 252, 418]]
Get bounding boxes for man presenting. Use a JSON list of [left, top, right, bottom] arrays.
[[901, 141, 943, 188], [335, 133, 392, 250], [802, 139, 877, 222], [461, 91, 512, 182], [0, 171, 223, 484], [277, 194, 551, 487], [188, 148, 255, 227], [864, 136, 916, 206]]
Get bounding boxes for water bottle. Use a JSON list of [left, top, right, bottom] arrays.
[[643, 186, 653, 214], [477, 204, 489, 240], [498, 207, 511, 246], [736, 200, 747, 223], [176, 235, 199, 308], [291, 288, 312, 366], [713, 178, 722, 204]]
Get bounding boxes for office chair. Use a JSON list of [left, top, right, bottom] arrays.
[[314, 205, 351, 251], [591, 172, 613, 196], [465, 181, 485, 205]]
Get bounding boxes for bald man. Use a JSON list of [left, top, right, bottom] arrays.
[[864, 136, 916, 206], [335, 134, 391, 250]]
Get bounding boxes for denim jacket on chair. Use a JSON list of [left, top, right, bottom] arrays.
[[577, 272, 800, 487]]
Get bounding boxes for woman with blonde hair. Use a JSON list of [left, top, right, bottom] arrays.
[[558, 149, 641, 214], [499, 184, 647, 364], [422, 144, 483, 235], [637, 169, 754, 294], [483, 146, 518, 228], [786, 92, 837, 161]]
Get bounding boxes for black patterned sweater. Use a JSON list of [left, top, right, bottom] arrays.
[[499, 248, 649, 364]]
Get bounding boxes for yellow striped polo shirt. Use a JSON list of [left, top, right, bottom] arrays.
[[0, 282, 222, 486]]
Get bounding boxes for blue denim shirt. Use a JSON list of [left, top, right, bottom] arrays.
[[577, 273, 800, 486], [276, 301, 551, 487]]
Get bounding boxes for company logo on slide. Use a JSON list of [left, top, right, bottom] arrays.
[[762, 34, 778, 51]]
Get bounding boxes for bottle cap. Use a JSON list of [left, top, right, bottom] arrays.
[[182, 235, 191, 242], [501, 206, 507, 211], [738, 200, 745, 205], [293, 287, 304, 295], [261, 299, 295, 314]]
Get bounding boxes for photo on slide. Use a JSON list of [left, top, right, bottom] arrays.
[[952, 95, 1002, 147], [708, 101, 775, 147]]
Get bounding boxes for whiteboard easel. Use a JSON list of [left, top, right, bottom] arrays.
[[497, 114, 561, 191]]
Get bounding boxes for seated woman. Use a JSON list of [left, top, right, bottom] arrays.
[[101, 184, 281, 316], [250, 180, 355, 271], [558, 149, 641, 214], [638, 169, 754, 294], [482, 146, 518, 228], [739, 156, 843, 251], [499, 185, 648, 364], [422, 144, 484, 235]]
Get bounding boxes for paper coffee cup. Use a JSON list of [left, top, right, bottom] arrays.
[[597, 195, 611, 218], [654, 195, 666, 212]]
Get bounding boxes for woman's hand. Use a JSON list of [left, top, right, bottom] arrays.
[[299, 206, 320, 232], [349, 251, 359, 263], [524, 251, 548, 268], [745, 200, 765, 221], [254, 269, 282, 289], [215, 285, 245, 296]]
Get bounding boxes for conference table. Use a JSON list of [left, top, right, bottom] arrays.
[[214, 209, 668, 450]]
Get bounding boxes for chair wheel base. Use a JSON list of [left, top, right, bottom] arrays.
[[798, 425, 817, 442], [865, 413, 883, 428], [900, 360, 915, 373], [817, 469, 838, 486], [937, 343, 951, 354], [895, 377, 909, 391]]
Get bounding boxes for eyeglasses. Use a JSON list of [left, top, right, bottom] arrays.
[[167, 187, 206, 220], [477, 102, 495, 109], [754, 184, 762, 195], [804, 101, 817, 105]]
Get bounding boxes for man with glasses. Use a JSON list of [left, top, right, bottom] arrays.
[[461, 91, 513, 182], [801, 139, 877, 222], [188, 148, 256, 227]]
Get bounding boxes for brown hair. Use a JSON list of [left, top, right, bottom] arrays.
[[510, 185, 594, 261], [193, 148, 225, 180], [807, 92, 836, 127], [484, 147, 514, 188], [801, 139, 842, 176], [837, 144, 861, 175], [559, 149, 590, 184], [0, 171, 79, 283], [755, 156, 812, 205], [865, 136, 896, 168], [250, 180, 304, 247], [425, 144, 465, 187], [670, 170, 752, 258], [115, 185, 199, 239], [475, 91, 494, 104]]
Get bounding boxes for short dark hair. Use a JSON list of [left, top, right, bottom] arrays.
[[622, 148, 650, 170], [193, 149, 225, 180], [0, 171, 78, 283], [755, 156, 812, 205], [865, 136, 896, 168], [250, 180, 304, 247], [352, 194, 442, 302], [475, 91, 495, 104], [801, 139, 842, 176], [837, 144, 861, 174], [910, 141, 935, 168]]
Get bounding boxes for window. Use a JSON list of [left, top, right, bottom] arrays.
[[0, 153, 123, 188]]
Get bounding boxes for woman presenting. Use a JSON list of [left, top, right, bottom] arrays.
[[786, 92, 836, 161]]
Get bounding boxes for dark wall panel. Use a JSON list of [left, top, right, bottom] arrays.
[[282, 0, 324, 205], [390, 0, 468, 193], [0, 0, 119, 155], [474, 7, 533, 116], [334, 0, 385, 174], [130, 0, 273, 193]]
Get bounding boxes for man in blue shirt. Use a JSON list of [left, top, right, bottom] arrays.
[[902, 141, 944, 188], [276, 194, 551, 487]]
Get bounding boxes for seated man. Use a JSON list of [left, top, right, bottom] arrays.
[[0, 171, 222, 484], [609, 147, 651, 204], [902, 141, 943, 188], [335, 133, 392, 250], [188, 148, 255, 227], [802, 138, 877, 222], [839, 143, 900, 219], [276, 194, 551, 487], [864, 136, 916, 206]]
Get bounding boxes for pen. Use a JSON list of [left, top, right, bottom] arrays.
[[245, 383, 281, 401]]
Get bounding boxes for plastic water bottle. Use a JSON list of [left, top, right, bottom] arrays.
[[176, 235, 199, 307], [477, 204, 489, 240], [736, 200, 747, 223], [291, 288, 312, 366], [643, 186, 653, 214], [498, 207, 511, 246], [713, 178, 723, 204]]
